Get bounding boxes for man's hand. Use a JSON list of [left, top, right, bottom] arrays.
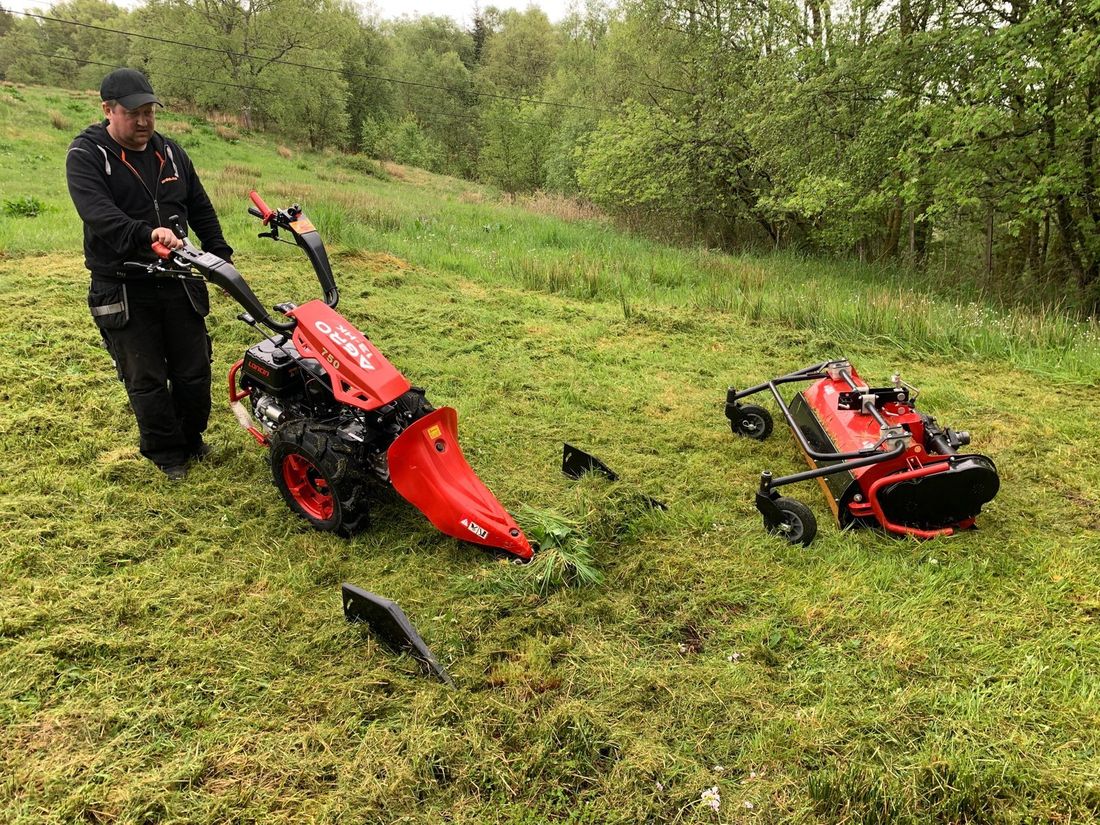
[[150, 227, 183, 249]]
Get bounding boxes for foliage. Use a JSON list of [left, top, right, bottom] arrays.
[[384, 16, 477, 176], [490, 507, 602, 596], [3, 195, 46, 216], [368, 114, 445, 172], [0, 0, 1097, 310], [476, 7, 559, 98], [476, 101, 553, 193]]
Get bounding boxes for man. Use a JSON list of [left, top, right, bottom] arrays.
[[66, 68, 233, 480]]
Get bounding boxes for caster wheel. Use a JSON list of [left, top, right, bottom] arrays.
[[763, 496, 817, 546], [731, 404, 773, 440]]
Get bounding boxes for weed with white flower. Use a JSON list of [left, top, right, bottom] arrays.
[[701, 785, 721, 813]]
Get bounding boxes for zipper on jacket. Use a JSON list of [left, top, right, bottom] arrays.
[[108, 142, 168, 227]]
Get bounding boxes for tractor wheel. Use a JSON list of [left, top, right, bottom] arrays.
[[732, 404, 774, 440], [269, 420, 370, 536], [763, 496, 817, 546]]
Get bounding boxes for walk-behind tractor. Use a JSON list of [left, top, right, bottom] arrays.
[[143, 191, 532, 561], [725, 359, 999, 546]]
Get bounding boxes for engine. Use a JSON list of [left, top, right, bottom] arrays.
[[238, 336, 432, 482]]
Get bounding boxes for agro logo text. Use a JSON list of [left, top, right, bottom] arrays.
[[314, 320, 375, 371]]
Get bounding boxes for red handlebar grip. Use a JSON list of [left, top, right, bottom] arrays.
[[151, 241, 172, 259], [249, 190, 274, 224]]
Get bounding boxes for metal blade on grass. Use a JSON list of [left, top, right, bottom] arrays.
[[341, 583, 454, 686]]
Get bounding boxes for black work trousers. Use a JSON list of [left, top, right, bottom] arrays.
[[101, 280, 211, 468]]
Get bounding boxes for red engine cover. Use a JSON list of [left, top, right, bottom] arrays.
[[287, 300, 411, 411], [388, 407, 533, 560]]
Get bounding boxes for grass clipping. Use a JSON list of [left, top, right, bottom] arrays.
[[500, 507, 602, 596]]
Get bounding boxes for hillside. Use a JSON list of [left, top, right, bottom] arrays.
[[2, 82, 1099, 824]]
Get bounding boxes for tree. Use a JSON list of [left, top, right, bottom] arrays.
[[478, 100, 553, 192], [386, 16, 476, 174], [476, 7, 558, 98], [0, 0, 129, 88]]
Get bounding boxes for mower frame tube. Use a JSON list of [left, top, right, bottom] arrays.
[[759, 441, 908, 493], [226, 359, 269, 446], [729, 361, 832, 398], [730, 362, 888, 462]]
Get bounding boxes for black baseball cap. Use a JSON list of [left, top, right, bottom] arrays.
[[100, 68, 162, 110]]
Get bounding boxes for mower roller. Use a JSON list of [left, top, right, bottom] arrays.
[[139, 191, 532, 561], [725, 359, 999, 546]]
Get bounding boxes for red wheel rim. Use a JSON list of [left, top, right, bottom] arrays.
[[281, 454, 334, 521]]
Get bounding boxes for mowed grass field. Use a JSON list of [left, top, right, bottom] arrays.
[[2, 81, 1100, 824]]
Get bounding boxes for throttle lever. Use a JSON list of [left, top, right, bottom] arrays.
[[167, 213, 186, 238]]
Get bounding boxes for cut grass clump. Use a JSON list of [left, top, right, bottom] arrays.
[[490, 508, 601, 596], [3, 195, 46, 217]]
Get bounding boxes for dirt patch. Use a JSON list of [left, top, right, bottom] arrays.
[[336, 251, 412, 272]]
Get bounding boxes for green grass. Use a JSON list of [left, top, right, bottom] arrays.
[[2, 81, 1100, 823]]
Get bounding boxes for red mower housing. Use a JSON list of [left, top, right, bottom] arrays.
[[725, 359, 999, 546]]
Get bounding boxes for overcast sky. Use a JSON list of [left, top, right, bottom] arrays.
[[1, 0, 578, 26]]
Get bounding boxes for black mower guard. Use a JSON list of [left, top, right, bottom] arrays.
[[342, 584, 454, 685]]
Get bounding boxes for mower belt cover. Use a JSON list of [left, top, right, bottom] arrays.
[[388, 407, 533, 560]]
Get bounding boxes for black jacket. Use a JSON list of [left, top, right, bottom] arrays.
[[66, 122, 233, 279]]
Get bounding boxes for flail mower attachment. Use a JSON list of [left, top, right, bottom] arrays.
[[725, 359, 999, 546]]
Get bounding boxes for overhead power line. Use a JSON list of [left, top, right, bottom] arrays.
[[21, 49, 275, 93], [3, 8, 613, 115]]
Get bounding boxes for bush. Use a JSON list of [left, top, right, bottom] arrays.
[[3, 196, 45, 217], [364, 115, 444, 173]]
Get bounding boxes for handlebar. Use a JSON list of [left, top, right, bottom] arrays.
[[249, 190, 274, 225], [247, 189, 339, 310], [146, 238, 296, 334]]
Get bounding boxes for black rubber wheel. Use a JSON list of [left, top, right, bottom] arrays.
[[763, 496, 817, 546], [269, 420, 370, 536], [732, 404, 774, 440]]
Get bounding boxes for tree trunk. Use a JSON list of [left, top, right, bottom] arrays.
[[985, 210, 994, 283]]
